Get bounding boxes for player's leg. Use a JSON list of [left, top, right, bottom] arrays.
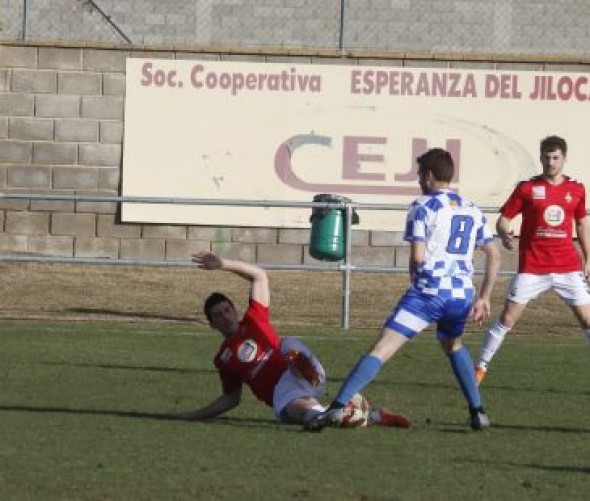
[[571, 303, 590, 345], [330, 287, 432, 409], [304, 290, 429, 430], [438, 308, 489, 430], [475, 300, 526, 382], [281, 397, 326, 425], [303, 327, 409, 431], [281, 336, 326, 388], [553, 271, 590, 344], [274, 370, 326, 426], [476, 273, 547, 382], [332, 326, 408, 407]]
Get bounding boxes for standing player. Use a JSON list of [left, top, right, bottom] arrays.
[[306, 148, 500, 431], [475, 135, 590, 383], [179, 251, 410, 428]]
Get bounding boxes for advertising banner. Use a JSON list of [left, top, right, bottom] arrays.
[[123, 59, 589, 230]]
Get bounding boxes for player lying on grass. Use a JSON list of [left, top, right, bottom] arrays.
[[179, 251, 410, 428]]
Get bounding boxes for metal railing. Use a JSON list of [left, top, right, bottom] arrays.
[[0, 192, 509, 329]]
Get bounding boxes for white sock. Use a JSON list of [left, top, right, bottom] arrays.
[[478, 321, 511, 369], [368, 410, 380, 426]]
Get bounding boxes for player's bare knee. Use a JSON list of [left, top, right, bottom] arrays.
[[440, 337, 462, 354]]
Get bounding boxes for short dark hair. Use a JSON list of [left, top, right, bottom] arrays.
[[416, 148, 454, 183], [540, 135, 567, 156], [203, 292, 234, 322]]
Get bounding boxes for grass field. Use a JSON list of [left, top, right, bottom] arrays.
[[0, 319, 588, 500]]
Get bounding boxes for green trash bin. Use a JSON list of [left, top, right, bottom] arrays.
[[309, 194, 359, 261]]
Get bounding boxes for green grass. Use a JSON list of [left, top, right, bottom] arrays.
[[0, 321, 588, 500]]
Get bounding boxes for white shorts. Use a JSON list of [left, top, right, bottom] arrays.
[[506, 272, 590, 306], [272, 337, 326, 421]]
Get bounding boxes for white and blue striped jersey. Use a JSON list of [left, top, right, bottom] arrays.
[[404, 189, 493, 299]]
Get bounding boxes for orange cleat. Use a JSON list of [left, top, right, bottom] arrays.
[[475, 366, 487, 386]]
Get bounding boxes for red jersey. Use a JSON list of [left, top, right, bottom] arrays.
[[213, 299, 287, 406], [501, 175, 586, 274]]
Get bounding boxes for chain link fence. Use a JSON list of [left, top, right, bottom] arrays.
[[2, 0, 590, 57]]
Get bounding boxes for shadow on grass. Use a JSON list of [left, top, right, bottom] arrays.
[[67, 307, 196, 323], [0, 404, 284, 429], [37, 360, 214, 374], [328, 376, 589, 397], [466, 458, 590, 474], [480, 383, 590, 397], [435, 420, 590, 434], [490, 422, 590, 434]]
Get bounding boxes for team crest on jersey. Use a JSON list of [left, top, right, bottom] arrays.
[[532, 186, 545, 199], [564, 192, 572, 203], [237, 339, 258, 363], [543, 205, 565, 226]]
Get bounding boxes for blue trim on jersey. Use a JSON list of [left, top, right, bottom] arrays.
[[425, 196, 444, 211], [446, 191, 462, 204]]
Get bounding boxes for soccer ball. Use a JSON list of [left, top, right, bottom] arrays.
[[336, 392, 370, 428]]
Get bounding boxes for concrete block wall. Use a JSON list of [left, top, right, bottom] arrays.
[[4, 43, 588, 268]]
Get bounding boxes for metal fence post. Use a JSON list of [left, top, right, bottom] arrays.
[[22, 0, 28, 39], [338, 0, 346, 52], [341, 202, 354, 330]]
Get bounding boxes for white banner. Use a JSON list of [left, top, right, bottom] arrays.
[[122, 59, 590, 230]]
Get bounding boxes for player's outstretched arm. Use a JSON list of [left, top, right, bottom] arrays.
[[192, 250, 270, 306], [471, 239, 501, 325], [179, 388, 242, 421]]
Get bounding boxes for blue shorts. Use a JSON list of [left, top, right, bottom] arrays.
[[384, 288, 473, 340]]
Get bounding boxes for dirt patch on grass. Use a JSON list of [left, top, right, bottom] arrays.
[[0, 262, 579, 335]]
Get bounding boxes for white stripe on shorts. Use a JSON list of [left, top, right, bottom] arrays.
[[393, 309, 430, 331]]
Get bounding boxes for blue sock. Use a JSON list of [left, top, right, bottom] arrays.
[[447, 346, 482, 409], [334, 355, 383, 406]]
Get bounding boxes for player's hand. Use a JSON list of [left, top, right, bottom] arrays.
[[470, 298, 490, 326], [191, 251, 222, 270], [499, 230, 515, 250]]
